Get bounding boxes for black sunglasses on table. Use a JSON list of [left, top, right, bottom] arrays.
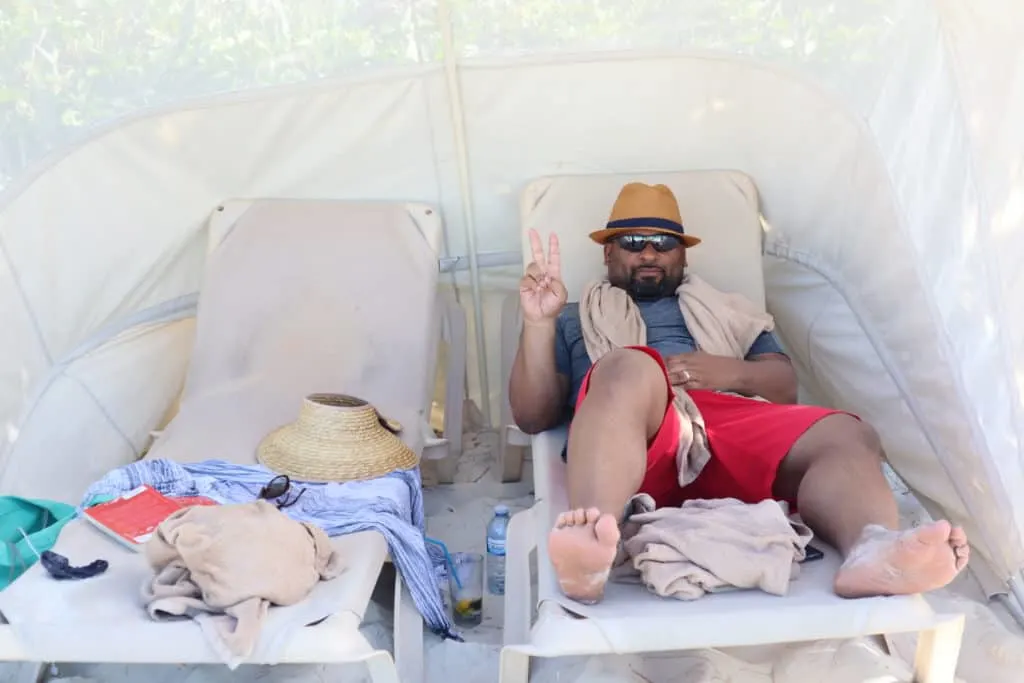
[[258, 474, 306, 509], [613, 233, 683, 253]]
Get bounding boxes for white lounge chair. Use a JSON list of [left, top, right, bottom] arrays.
[[0, 199, 467, 683], [499, 173, 966, 683]]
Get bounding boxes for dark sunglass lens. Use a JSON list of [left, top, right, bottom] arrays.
[[616, 235, 646, 252], [653, 235, 681, 252], [616, 234, 682, 252], [261, 475, 290, 499]]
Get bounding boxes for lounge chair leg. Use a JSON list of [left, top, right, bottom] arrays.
[[503, 505, 537, 645], [364, 650, 402, 683], [393, 568, 424, 683], [433, 454, 459, 485], [912, 615, 965, 683], [7, 662, 48, 683], [498, 648, 531, 683], [499, 440, 526, 483]]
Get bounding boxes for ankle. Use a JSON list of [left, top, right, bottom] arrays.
[[858, 523, 895, 541]]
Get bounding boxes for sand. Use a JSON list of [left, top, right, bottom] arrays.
[[5, 429, 1022, 683]]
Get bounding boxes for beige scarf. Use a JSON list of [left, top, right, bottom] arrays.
[[579, 274, 775, 486]]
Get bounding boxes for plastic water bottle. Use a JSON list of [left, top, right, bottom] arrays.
[[486, 504, 511, 595]]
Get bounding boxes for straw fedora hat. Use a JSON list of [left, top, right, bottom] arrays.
[[588, 182, 702, 247], [257, 393, 418, 482]]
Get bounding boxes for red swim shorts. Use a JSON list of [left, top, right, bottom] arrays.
[[574, 345, 847, 509]]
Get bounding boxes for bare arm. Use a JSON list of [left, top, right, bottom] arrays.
[[509, 320, 570, 434], [510, 229, 570, 433], [730, 353, 798, 404]]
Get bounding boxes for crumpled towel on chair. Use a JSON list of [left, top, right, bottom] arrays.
[[614, 495, 813, 600], [142, 500, 344, 667]]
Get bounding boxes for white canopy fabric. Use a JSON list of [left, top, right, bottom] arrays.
[[1, 0, 1022, 608]]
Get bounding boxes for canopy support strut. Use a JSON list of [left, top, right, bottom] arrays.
[[436, 0, 491, 426]]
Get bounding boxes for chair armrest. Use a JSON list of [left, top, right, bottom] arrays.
[[528, 426, 568, 503], [420, 417, 449, 461]]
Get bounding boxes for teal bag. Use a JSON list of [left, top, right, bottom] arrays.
[[0, 496, 77, 591]]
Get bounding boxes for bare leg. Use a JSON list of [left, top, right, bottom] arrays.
[[548, 349, 669, 603], [774, 415, 969, 597]]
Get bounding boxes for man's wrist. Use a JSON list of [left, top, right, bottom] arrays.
[[522, 317, 558, 331], [727, 358, 753, 394]]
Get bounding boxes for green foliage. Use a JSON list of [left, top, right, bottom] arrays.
[[0, 0, 889, 190]]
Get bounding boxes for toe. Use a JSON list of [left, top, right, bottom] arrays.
[[954, 543, 970, 570], [571, 508, 588, 525], [594, 514, 620, 545], [583, 507, 603, 525], [916, 520, 953, 545], [949, 525, 968, 545], [555, 512, 574, 528]]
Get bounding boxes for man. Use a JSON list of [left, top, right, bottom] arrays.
[[509, 181, 969, 604]]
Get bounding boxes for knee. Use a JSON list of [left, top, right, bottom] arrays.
[[586, 349, 664, 397], [776, 415, 885, 499], [818, 415, 885, 463], [842, 417, 883, 456], [785, 414, 885, 473]]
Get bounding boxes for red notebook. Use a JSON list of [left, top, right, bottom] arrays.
[[82, 485, 219, 551]]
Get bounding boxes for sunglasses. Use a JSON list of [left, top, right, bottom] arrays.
[[613, 233, 683, 253], [258, 474, 306, 509]]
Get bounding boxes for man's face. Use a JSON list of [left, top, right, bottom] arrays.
[[603, 231, 687, 300]]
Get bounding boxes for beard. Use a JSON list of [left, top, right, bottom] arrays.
[[626, 267, 683, 301]]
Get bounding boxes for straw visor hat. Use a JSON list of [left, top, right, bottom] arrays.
[[588, 182, 702, 248], [258, 393, 418, 482]]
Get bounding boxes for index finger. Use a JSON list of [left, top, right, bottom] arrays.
[[528, 229, 547, 270], [547, 232, 561, 280]]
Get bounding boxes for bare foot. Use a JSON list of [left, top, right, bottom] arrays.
[[834, 521, 969, 598], [547, 507, 620, 604]]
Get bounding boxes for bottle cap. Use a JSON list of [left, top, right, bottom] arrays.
[[494, 504, 510, 516]]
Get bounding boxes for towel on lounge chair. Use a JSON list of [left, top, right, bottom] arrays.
[[82, 458, 457, 639], [614, 494, 812, 599], [143, 500, 344, 668]]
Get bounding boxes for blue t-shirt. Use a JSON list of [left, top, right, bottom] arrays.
[[554, 297, 785, 411]]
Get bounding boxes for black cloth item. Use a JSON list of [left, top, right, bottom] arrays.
[[40, 550, 108, 580]]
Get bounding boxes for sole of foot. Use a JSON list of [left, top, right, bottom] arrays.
[[547, 507, 621, 604], [834, 520, 969, 598]]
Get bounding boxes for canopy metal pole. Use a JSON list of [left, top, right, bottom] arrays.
[[1006, 573, 1024, 630], [439, 250, 520, 273], [436, 0, 492, 426], [995, 594, 1024, 630]]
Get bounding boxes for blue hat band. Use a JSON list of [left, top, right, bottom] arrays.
[[605, 217, 685, 234]]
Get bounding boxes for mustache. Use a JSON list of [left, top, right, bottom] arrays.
[[631, 265, 665, 277]]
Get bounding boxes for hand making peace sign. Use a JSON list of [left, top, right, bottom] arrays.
[[520, 229, 568, 324]]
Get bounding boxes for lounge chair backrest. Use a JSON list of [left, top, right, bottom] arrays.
[[147, 199, 442, 465], [519, 171, 766, 311]]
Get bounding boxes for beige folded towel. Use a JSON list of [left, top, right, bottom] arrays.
[[142, 500, 344, 668], [579, 274, 774, 486], [614, 494, 812, 599]]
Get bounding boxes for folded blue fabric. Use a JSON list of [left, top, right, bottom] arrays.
[[80, 459, 458, 639]]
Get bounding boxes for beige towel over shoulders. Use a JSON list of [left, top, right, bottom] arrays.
[[616, 495, 812, 599], [676, 274, 774, 358], [142, 500, 344, 668], [578, 274, 774, 486]]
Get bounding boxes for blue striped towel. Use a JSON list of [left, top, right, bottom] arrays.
[[80, 459, 458, 640]]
